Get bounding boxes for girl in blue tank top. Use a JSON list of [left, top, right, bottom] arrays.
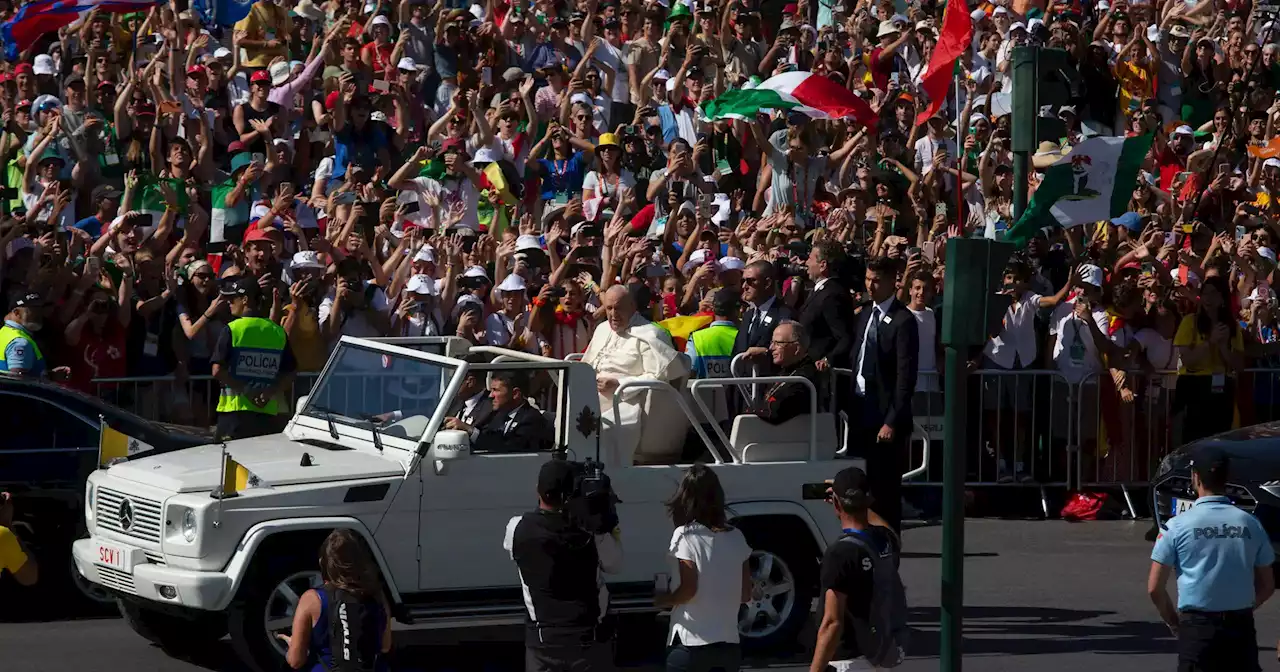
[[278, 530, 391, 672]]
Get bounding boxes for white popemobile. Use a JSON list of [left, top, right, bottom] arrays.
[[74, 336, 860, 672]]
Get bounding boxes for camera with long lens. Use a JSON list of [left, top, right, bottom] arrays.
[[557, 456, 620, 535]]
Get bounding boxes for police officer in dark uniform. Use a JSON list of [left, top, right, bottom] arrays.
[[1149, 446, 1275, 671]]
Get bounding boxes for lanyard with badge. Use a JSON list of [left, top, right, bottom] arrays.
[[1068, 318, 1087, 366], [553, 159, 571, 204]]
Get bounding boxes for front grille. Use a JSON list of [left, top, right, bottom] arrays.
[[97, 566, 136, 594], [144, 551, 165, 565], [1154, 476, 1258, 520], [96, 488, 163, 544]]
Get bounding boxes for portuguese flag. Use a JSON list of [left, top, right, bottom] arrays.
[[701, 72, 877, 128]]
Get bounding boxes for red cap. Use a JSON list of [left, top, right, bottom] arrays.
[[227, 140, 245, 154], [16, 99, 30, 109], [243, 226, 278, 245], [325, 90, 340, 110], [186, 64, 208, 77], [13, 63, 32, 76], [0, 73, 11, 83], [441, 137, 467, 154], [97, 80, 115, 90], [783, 3, 797, 13], [135, 101, 156, 117], [249, 70, 272, 84]]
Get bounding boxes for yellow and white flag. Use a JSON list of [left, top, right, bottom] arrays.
[[98, 418, 152, 467], [218, 447, 262, 496]]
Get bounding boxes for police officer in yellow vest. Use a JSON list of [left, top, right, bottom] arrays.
[[0, 292, 69, 379], [685, 288, 741, 379], [211, 277, 297, 440]]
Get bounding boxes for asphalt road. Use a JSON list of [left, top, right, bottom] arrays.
[[5, 519, 1278, 672]]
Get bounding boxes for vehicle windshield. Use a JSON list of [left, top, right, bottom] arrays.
[[302, 342, 458, 436]]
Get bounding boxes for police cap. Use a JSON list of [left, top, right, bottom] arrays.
[[1189, 445, 1229, 480]]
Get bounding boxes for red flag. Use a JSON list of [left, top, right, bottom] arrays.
[[914, 0, 974, 126]]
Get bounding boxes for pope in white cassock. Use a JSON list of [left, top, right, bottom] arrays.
[[582, 286, 690, 465]]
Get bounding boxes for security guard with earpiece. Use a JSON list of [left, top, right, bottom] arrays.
[[211, 276, 297, 440], [1148, 445, 1274, 671]]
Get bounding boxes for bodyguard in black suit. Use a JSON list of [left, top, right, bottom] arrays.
[[733, 260, 794, 370], [847, 256, 919, 532], [796, 242, 855, 369], [445, 370, 553, 454]]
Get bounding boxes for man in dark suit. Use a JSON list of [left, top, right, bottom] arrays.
[[733, 260, 794, 374], [445, 370, 553, 454], [847, 256, 919, 532], [447, 354, 495, 426], [797, 241, 855, 371]]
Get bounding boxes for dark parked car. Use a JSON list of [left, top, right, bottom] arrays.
[[1151, 423, 1280, 547], [0, 374, 211, 610]]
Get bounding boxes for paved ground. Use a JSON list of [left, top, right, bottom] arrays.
[[4, 519, 1278, 672]]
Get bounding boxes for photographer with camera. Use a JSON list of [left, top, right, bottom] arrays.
[[504, 459, 623, 672]]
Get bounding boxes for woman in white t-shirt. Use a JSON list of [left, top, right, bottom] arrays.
[[655, 465, 752, 672]]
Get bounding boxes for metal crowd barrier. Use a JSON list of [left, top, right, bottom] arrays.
[[90, 373, 322, 425]]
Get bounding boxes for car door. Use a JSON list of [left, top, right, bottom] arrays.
[[0, 391, 100, 490]]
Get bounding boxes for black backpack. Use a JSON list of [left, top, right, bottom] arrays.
[[322, 586, 383, 672], [840, 531, 910, 667]]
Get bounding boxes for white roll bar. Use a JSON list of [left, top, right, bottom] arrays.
[[688, 376, 818, 462], [831, 367, 930, 482], [610, 380, 725, 464]]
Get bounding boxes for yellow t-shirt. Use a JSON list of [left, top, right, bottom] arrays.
[[0, 525, 28, 575], [283, 304, 326, 373], [1173, 314, 1244, 375], [1114, 59, 1154, 118], [234, 3, 292, 68]]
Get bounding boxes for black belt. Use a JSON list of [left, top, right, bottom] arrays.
[[1179, 608, 1254, 619]]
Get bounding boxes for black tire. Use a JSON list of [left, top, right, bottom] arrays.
[[737, 523, 819, 654], [227, 555, 320, 672], [118, 599, 227, 653]]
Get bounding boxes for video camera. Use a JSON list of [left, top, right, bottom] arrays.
[[557, 456, 620, 536]]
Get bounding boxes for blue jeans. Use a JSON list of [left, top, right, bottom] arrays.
[[665, 639, 741, 672]]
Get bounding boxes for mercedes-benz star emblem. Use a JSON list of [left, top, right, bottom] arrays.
[[118, 499, 135, 532]]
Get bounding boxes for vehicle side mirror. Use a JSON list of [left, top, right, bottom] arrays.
[[429, 429, 471, 475], [295, 395, 309, 415]]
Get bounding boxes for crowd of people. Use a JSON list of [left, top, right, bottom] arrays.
[[1, 0, 1280, 479]]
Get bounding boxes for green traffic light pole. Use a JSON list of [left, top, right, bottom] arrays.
[[938, 45, 1036, 672]]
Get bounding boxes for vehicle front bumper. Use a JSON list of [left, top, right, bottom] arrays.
[[72, 538, 231, 611]]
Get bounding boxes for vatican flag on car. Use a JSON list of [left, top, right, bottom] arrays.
[[98, 416, 153, 467], [214, 443, 260, 498]]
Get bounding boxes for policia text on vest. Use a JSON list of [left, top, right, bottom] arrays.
[[211, 280, 297, 440]]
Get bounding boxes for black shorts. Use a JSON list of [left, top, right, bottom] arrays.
[[525, 641, 613, 672], [1178, 609, 1260, 672]]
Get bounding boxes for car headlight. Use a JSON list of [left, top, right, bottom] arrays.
[[181, 509, 198, 542], [85, 483, 95, 525]]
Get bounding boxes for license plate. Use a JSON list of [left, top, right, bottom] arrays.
[[1171, 498, 1195, 516], [95, 541, 129, 571]]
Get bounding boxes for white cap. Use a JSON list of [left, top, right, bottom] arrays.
[[1027, 18, 1043, 31], [915, 20, 933, 31], [1172, 124, 1194, 137], [653, 68, 672, 81], [269, 61, 291, 86], [406, 274, 440, 295], [665, 77, 680, 92], [497, 274, 527, 293], [413, 246, 436, 263], [214, 47, 233, 59], [472, 146, 501, 163], [1266, 158, 1280, 170], [682, 248, 716, 271], [1009, 21, 1027, 32], [712, 193, 731, 224], [1146, 24, 1162, 43], [877, 20, 900, 37], [719, 256, 745, 271], [1096, 0, 1110, 9], [993, 6, 1010, 15], [370, 14, 392, 27], [469, 3, 484, 20], [463, 265, 490, 279], [970, 8, 986, 20], [570, 92, 593, 106], [515, 234, 543, 253], [291, 250, 325, 269], [1078, 264, 1103, 287], [33, 54, 54, 76], [397, 57, 417, 71]]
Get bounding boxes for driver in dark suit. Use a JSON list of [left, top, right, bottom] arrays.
[[444, 369, 553, 454]]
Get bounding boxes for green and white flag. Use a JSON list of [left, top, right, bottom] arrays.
[[1005, 134, 1154, 247]]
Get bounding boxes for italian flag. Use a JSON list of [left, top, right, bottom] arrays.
[[1006, 134, 1154, 247], [701, 72, 877, 128]]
